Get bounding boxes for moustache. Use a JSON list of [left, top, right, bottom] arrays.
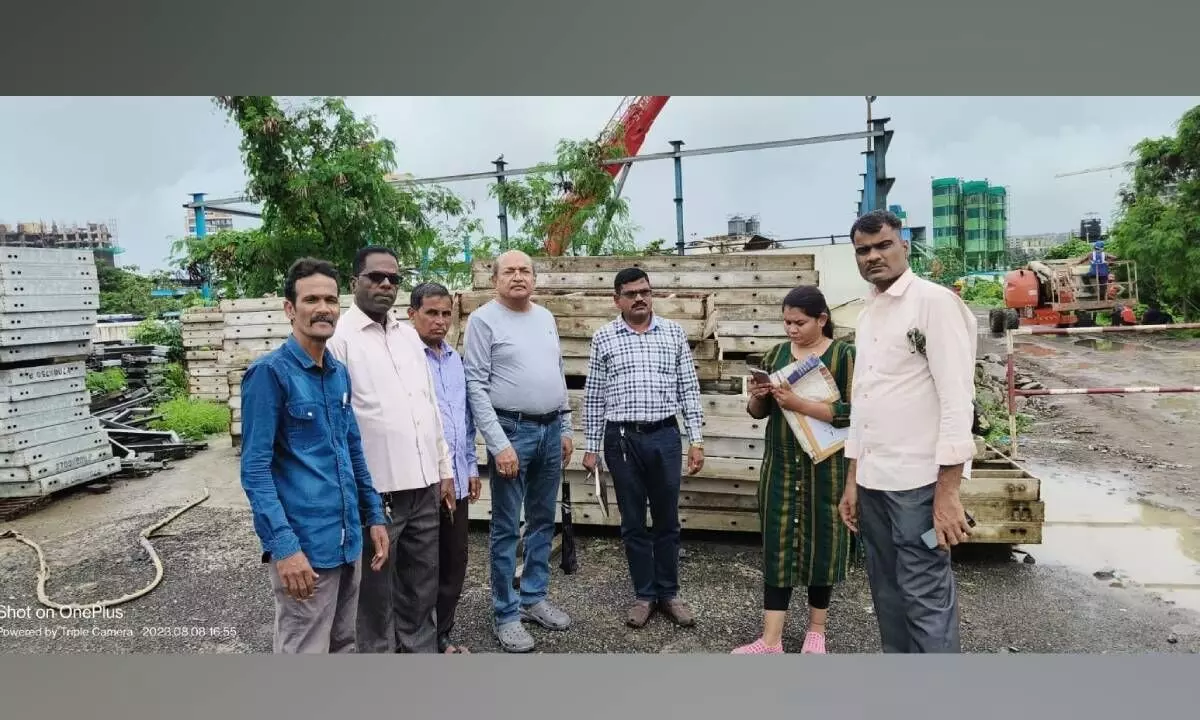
[[311, 315, 336, 325]]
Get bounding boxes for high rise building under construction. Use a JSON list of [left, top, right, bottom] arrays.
[[931, 177, 1008, 272]]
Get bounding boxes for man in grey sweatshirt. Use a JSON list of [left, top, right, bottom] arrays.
[[462, 250, 575, 653]]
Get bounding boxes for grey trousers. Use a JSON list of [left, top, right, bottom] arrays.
[[357, 483, 441, 654], [858, 481, 962, 653], [269, 559, 361, 654]]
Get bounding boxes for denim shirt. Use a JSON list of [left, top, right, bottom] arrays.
[[239, 336, 386, 569]]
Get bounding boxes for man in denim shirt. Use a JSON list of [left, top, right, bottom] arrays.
[[240, 258, 390, 654]]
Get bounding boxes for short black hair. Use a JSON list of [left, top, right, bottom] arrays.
[[850, 210, 904, 241], [353, 245, 399, 275], [284, 258, 339, 303], [614, 267, 649, 293], [409, 281, 451, 310], [782, 284, 835, 339]]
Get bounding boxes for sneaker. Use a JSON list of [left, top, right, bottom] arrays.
[[732, 637, 784, 654], [494, 621, 536, 653], [801, 631, 826, 654], [521, 600, 571, 631]]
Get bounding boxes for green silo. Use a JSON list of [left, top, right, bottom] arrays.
[[987, 186, 1008, 270], [931, 178, 962, 253], [961, 180, 990, 272]]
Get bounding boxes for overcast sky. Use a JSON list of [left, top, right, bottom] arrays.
[[1, 96, 1197, 271]]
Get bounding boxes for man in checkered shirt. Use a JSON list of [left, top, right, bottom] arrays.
[[582, 267, 705, 629]]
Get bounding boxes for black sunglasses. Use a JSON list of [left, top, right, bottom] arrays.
[[360, 271, 401, 286]]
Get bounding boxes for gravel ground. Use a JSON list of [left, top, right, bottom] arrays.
[[2, 503, 1198, 654], [1, 314, 1197, 654]]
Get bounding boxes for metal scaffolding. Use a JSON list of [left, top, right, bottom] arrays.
[[183, 122, 893, 262]]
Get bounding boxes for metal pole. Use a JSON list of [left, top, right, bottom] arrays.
[[1006, 328, 1018, 458], [494, 158, 509, 249], [191, 192, 212, 301], [671, 141, 685, 256]]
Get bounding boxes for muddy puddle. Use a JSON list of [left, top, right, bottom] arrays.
[[1073, 337, 1137, 352], [1015, 460, 1200, 613]]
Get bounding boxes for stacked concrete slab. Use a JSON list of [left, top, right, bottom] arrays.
[[0, 247, 118, 499]]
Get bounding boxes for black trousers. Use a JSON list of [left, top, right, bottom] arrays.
[[436, 495, 470, 647], [602, 420, 683, 602]]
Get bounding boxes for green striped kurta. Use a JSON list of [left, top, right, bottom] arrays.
[[756, 338, 856, 588]]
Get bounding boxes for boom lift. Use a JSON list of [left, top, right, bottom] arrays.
[[543, 96, 670, 256]]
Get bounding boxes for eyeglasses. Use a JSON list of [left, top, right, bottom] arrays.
[[618, 289, 653, 300], [360, 271, 401, 286]]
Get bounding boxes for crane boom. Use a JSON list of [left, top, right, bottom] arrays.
[[543, 95, 670, 255]]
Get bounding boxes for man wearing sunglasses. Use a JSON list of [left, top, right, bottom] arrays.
[[328, 246, 456, 654]]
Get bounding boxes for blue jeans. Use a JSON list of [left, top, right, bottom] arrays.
[[488, 414, 562, 625]]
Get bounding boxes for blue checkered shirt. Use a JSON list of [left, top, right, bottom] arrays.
[[583, 314, 704, 454]]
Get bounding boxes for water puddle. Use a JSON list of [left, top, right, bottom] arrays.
[[1073, 337, 1137, 353], [1016, 461, 1200, 612]]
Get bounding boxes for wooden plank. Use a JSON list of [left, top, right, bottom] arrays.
[[718, 335, 791, 354], [224, 337, 286, 354], [471, 253, 816, 275], [224, 310, 292, 327], [465, 497, 758, 532], [224, 324, 292, 341], [707, 288, 801, 306], [473, 444, 759, 481], [185, 350, 219, 361], [716, 304, 787, 321], [716, 320, 791, 337], [473, 270, 819, 292], [458, 290, 711, 319], [959, 476, 1041, 501]]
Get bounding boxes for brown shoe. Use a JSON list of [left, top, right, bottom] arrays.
[[626, 600, 655, 628], [660, 598, 695, 627]]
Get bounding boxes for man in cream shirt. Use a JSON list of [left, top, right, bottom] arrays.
[[837, 210, 978, 654], [328, 245, 455, 654]]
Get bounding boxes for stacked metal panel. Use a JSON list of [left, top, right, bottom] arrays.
[[0, 247, 118, 498]]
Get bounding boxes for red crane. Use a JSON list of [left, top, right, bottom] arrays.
[[543, 95, 670, 256]]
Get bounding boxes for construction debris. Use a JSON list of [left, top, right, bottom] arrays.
[[89, 341, 172, 394], [0, 247, 120, 504], [88, 384, 208, 478]]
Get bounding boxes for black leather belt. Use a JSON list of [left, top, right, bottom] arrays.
[[611, 417, 677, 433], [495, 408, 564, 425]]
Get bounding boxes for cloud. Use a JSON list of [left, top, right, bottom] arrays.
[[1, 96, 1196, 270]]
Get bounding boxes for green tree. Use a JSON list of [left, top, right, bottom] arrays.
[[1042, 237, 1092, 260], [490, 136, 643, 257], [173, 96, 478, 297], [929, 246, 965, 286], [1108, 104, 1200, 319], [97, 263, 190, 316]]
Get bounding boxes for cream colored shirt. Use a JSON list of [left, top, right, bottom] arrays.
[[845, 269, 978, 492], [328, 304, 452, 493]]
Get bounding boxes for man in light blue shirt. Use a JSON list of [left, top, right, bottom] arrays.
[[408, 281, 481, 654]]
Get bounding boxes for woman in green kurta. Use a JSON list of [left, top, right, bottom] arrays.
[[732, 285, 855, 655]]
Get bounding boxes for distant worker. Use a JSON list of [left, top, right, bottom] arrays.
[[1143, 303, 1173, 325], [1111, 303, 1137, 327], [1087, 241, 1110, 300], [239, 258, 389, 654]]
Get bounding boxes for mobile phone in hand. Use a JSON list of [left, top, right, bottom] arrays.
[[748, 368, 772, 386], [921, 511, 976, 549]]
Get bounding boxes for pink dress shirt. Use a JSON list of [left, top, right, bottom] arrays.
[[845, 269, 978, 492], [327, 304, 452, 494]]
